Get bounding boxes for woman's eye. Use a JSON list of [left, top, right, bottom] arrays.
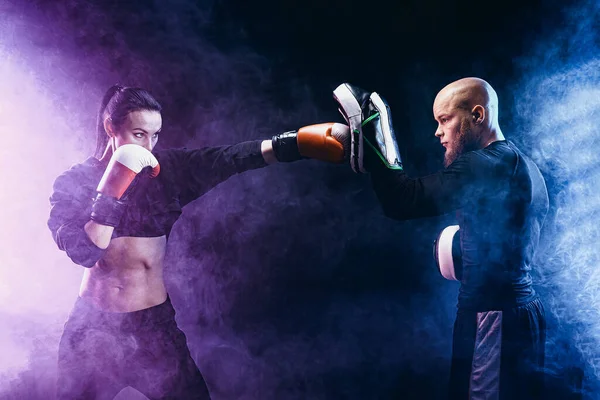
[[134, 133, 143, 138]]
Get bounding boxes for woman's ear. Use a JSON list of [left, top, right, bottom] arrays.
[[99, 137, 116, 162], [103, 117, 115, 138], [99, 117, 117, 162]]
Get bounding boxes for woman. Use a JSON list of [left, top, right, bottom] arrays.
[[48, 85, 348, 399]]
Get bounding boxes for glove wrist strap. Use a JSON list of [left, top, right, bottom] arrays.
[[271, 130, 303, 162], [90, 193, 127, 228]]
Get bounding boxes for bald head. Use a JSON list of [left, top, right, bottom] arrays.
[[434, 77, 500, 128], [433, 78, 505, 167]]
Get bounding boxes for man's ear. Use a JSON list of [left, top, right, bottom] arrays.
[[471, 105, 485, 125]]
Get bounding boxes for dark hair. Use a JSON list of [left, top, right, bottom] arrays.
[[94, 85, 162, 158]]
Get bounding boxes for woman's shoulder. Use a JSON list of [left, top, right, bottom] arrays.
[[153, 147, 207, 171], [53, 157, 103, 190], [153, 147, 185, 160]]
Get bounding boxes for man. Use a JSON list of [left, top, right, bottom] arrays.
[[334, 78, 549, 399]]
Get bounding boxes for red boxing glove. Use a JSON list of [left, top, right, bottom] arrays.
[[97, 144, 160, 199], [271, 122, 350, 163], [297, 123, 348, 163]]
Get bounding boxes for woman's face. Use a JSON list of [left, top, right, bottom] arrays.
[[112, 110, 162, 152]]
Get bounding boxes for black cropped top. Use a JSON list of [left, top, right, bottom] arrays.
[[48, 140, 267, 267]]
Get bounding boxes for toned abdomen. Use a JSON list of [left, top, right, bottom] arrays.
[[79, 235, 169, 312]]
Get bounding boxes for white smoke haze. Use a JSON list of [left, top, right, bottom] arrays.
[[5, 0, 581, 398], [0, 32, 105, 392], [0, 2, 336, 398], [513, 0, 600, 395]]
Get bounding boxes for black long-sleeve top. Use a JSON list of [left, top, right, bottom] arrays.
[[48, 140, 267, 268], [371, 140, 549, 311]]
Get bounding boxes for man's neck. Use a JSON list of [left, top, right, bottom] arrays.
[[481, 128, 505, 148]]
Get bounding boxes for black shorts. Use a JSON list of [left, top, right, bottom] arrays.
[[448, 297, 546, 400], [56, 297, 210, 400]]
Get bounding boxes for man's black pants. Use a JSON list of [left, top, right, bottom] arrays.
[[448, 297, 546, 400]]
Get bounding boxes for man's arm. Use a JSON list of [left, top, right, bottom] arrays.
[[331, 82, 483, 221], [370, 151, 483, 220]]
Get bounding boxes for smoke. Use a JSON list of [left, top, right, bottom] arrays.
[[0, 1, 459, 399], [0, 1, 340, 398], [511, 0, 600, 397], [0, 33, 95, 398]]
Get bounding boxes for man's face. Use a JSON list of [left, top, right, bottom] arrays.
[[433, 96, 477, 168], [112, 110, 162, 152]]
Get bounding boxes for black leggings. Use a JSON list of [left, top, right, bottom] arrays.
[[448, 297, 546, 400], [56, 297, 210, 400]]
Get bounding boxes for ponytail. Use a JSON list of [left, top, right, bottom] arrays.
[[94, 85, 123, 158]]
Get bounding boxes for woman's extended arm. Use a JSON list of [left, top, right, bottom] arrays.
[[260, 139, 278, 164]]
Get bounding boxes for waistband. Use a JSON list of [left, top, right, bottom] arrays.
[[457, 291, 539, 312], [68, 296, 176, 332]]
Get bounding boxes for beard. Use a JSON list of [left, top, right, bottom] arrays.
[[444, 118, 478, 168]]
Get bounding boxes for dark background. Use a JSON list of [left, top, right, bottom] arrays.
[[1, 0, 595, 398]]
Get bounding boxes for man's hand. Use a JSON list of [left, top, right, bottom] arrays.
[[333, 83, 403, 173]]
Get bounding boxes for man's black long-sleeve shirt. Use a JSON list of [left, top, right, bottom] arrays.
[[371, 140, 549, 311]]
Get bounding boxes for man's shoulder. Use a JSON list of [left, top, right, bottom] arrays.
[[451, 142, 517, 178], [476, 140, 520, 166], [454, 147, 496, 169]]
